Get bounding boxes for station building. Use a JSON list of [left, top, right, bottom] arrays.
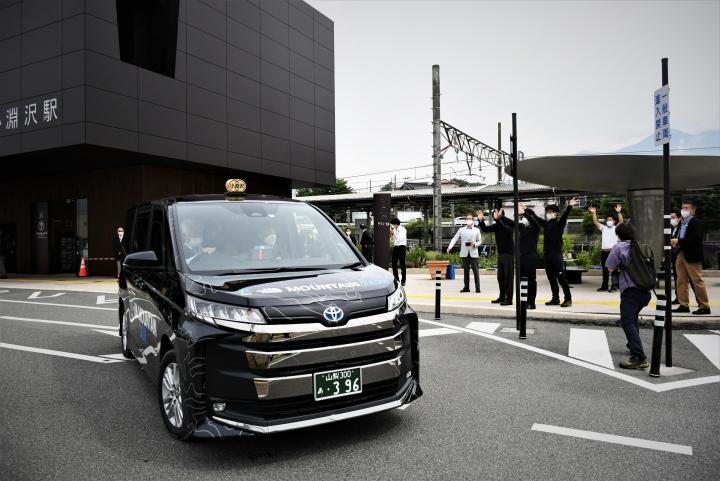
[[0, 0, 335, 275]]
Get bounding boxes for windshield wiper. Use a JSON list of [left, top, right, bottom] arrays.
[[215, 267, 329, 275], [340, 261, 364, 269]]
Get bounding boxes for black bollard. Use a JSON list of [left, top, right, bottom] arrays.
[[434, 270, 441, 320], [649, 294, 666, 377], [519, 277, 528, 339]]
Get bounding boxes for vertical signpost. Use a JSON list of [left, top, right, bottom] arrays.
[[650, 58, 672, 377], [510, 114, 521, 330], [432, 65, 443, 252]]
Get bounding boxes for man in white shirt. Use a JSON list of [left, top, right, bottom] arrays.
[[589, 204, 623, 292], [390, 218, 407, 286], [447, 213, 482, 293]]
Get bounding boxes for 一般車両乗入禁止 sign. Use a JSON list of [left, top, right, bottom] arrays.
[[654, 85, 670, 147]]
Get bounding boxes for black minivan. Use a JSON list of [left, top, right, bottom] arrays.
[[118, 185, 421, 439]]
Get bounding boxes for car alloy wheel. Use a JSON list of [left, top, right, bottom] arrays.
[[161, 362, 184, 429]]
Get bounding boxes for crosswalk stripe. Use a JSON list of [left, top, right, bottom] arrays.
[[568, 328, 615, 370], [465, 322, 501, 334], [419, 327, 459, 338], [684, 334, 720, 370]]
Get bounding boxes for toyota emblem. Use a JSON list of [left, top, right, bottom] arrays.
[[322, 305, 344, 323]]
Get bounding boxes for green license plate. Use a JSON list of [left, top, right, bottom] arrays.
[[313, 367, 362, 401]]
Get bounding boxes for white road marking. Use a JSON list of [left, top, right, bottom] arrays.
[[98, 353, 129, 360], [28, 291, 65, 299], [531, 423, 692, 456], [419, 327, 459, 338], [568, 328, 615, 370], [0, 299, 115, 311], [96, 295, 117, 305], [418, 319, 720, 393], [1, 315, 114, 330], [658, 364, 694, 376], [396, 404, 411, 410], [710, 330, 720, 335], [0, 289, 9, 293], [684, 334, 720, 370], [0, 343, 125, 364], [465, 322, 501, 334], [500, 327, 536, 334], [92, 329, 119, 337]]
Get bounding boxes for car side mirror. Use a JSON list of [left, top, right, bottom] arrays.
[[123, 250, 159, 269]]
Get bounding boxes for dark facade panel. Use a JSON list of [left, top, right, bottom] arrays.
[[62, 52, 84, 88], [313, 20, 333, 50], [21, 58, 62, 99], [228, 151, 261, 172], [261, 134, 290, 163], [85, 87, 138, 132], [227, 44, 259, 80], [227, 0, 260, 31], [289, 96, 313, 123], [22, 0, 61, 31], [228, 125, 261, 157], [62, 86, 85, 124], [85, 0, 117, 24], [188, 84, 227, 123], [314, 63, 334, 92], [314, 106, 334, 132], [85, 51, 138, 99], [290, 119, 314, 148], [0, 36, 21, 72], [21, 22, 62, 65], [84, 14, 120, 57], [315, 126, 334, 153], [227, 71, 260, 106], [289, 28, 313, 61], [263, 158, 291, 178], [62, 121, 84, 145], [62, 0, 83, 18], [260, 10, 288, 46], [227, 98, 260, 131], [138, 69, 187, 110], [0, 69, 21, 104], [290, 73, 313, 103], [227, 17, 260, 54], [289, 52, 313, 83], [187, 25, 226, 69], [0, 4, 21, 41], [139, 101, 187, 142], [289, 4, 313, 39], [188, 142, 226, 167], [187, 55, 226, 95], [290, 140, 314, 169], [187, 113, 227, 149], [261, 35, 289, 70], [21, 125, 62, 152], [315, 84, 334, 112], [260, 108, 289, 140], [187, 0, 226, 40], [260, 85, 289, 117], [62, 15, 84, 54], [86, 122, 138, 151], [260, 60, 289, 93], [259, 0, 288, 24], [139, 133, 187, 160]]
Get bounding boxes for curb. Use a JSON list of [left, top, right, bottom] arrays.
[[409, 302, 720, 330]]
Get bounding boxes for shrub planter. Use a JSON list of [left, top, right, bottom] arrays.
[[426, 260, 450, 280]]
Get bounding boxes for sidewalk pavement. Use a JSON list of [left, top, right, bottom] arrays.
[[404, 271, 720, 329], [2, 272, 718, 328]]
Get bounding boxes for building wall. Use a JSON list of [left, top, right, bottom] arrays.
[[0, 0, 335, 187]]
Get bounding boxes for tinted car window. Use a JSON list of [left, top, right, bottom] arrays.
[[174, 201, 361, 274], [131, 207, 151, 253], [148, 206, 164, 262]]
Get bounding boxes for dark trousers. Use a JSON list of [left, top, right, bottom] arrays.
[[497, 253, 514, 301], [544, 253, 572, 301], [519, 253, 537, 305], [362, 245, 373, 263], [600, 250, 619, 290], [619, 287, 651, 360], [392, 245, 407, 284], [462, 255, 480, 291]]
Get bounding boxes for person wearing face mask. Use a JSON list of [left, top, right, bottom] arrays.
[[589, 204, 624, 293], [671, 200, 711, 315], [112, 226, 127, 278], [497, 202, 541, 309], [524, 197, 578, 307], [359, 224, 374, 262], [447, 214, 482, 293], [180, 218, 217, 263], [669, 210, 698, 305], [477, 207, 514, 305]]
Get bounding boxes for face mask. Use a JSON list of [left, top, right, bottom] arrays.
[[670, 218, 679, 227], [346, 231, 351, 236], [189, 237, 203, 248], [466, 219, 474, 226], [606, 220, 614, 227], [118, 232, 123, 240], [264, 234, 276, 246], [681, 209, 691, 218], [520, 218, 529, 226], [546, 213, 556, 220]]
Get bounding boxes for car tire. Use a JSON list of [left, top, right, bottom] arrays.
[[119, 307, 133, 359], [158, 350, 194, 440]]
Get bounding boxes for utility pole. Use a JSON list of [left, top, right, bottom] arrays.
[[497, 122, 503, 184], [432, 65, 442, 252], [662, 58, 673, 367], [511, 114, 521, 326]]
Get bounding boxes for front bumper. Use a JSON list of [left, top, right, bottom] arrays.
[[182, 305, 422, 436]]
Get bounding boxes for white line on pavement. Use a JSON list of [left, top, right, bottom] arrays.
[[28, 291, 65, 299], [418, 318, 720, 393], [419, 327, 460, 338], [0, 289, 9, 293], [1, 315, 114, 330], [0, 299, 115, 311], [500, 327, 536, 334], [531, 423, 693, 456], [96, 295, 117, 305], [709, 330, 720, 335], [0, 343, 125, 364], [465, 322, 501, 334], [568, 328, 615, 370], [92, 329, 118, 337], [683, 334, 720, 370]]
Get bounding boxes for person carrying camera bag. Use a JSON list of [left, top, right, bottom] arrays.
[[448, 213, 482, 293]]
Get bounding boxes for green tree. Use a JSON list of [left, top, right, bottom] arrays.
[[296, 178, 354, 197], [380, 182, 394, 191]]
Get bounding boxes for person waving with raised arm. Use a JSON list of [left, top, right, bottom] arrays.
[[477, 207, 514, 305], [589, 203, 623, 293]]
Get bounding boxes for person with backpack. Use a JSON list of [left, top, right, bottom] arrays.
[[605, 223, 654, 369]]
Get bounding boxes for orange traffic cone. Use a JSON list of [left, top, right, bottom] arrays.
[[78, 256, 88, 277]]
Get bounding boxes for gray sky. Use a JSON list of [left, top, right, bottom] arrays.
[[306, 0, 720, 191]]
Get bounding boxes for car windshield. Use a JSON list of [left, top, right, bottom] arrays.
[[174, 200, 361, 274]]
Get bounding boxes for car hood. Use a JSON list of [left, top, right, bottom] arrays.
[[182, 264, 396, 309]]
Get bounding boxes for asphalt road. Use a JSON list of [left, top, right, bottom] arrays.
[[1, 287, 718, 481]]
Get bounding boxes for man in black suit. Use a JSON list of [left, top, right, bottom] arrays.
[[112, 226, 127, 278], [477, 207, 514, 305], [671, 200, 711, 315], [359, 224, 374, 262]]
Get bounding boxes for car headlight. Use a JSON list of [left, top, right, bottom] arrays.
[[186, 294, 266, 327], [387, 286, 406, 311]]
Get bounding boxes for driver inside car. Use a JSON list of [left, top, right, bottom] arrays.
[[181, 218, 217, 263]]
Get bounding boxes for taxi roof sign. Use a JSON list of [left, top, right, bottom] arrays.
[[225, 179, 247, 194]]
